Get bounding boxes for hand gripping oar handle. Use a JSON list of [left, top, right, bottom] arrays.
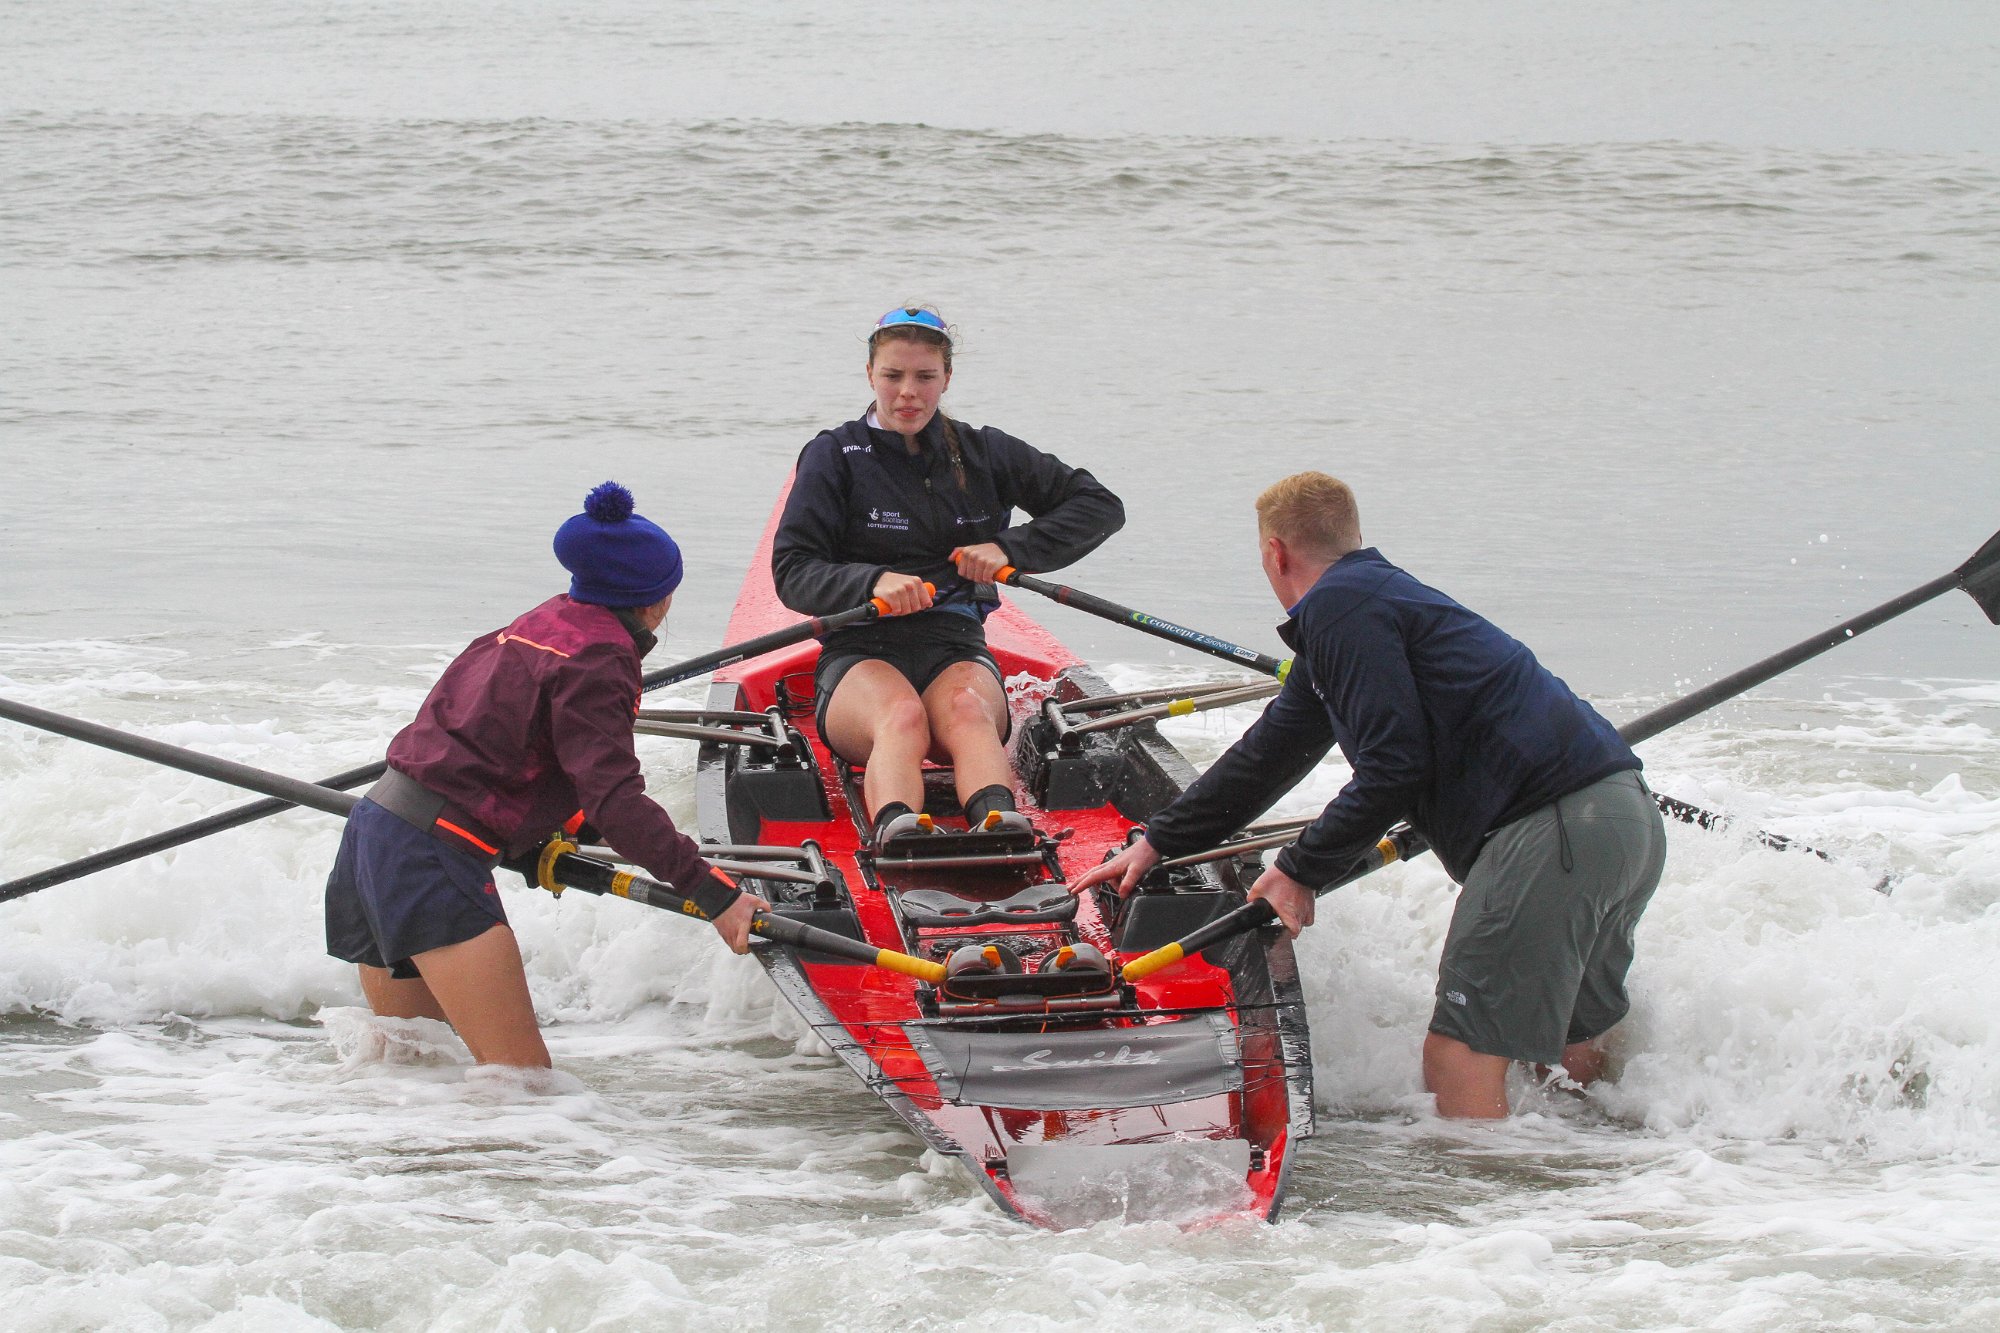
[[993, 566, 1291, 680], [522, 843, 946, 983], [0, 591, 920, 903], [1117, 524, 2000, 980]]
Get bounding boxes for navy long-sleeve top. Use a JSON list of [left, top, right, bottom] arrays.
[[771, 411, 1125, 617], [1143, 549, 1639, 885]]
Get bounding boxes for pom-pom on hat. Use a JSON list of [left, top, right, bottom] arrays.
[[553, 482, 684, 607]]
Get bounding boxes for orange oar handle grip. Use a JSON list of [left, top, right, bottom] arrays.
[[948, 548, 1022, 585], [868, 581, 937, 618]]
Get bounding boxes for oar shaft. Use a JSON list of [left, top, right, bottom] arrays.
[[752, 912, 949, 983], [1168, 549, 1994, 893], [1650, 793, 1829, 861], [542, 851, 945, 982], [997, 567, 1288, 677], [1066, 681, 1282, 735], [1, 597, 895, 900], [1115, 530, 2000, 980], [1618, 569, 1964, 745], [0, 698, 947, 981], [0, 762, 381, 904], [1123, 829, 1419, 981], [639, 597, 887, 693], [1157, 826, 1312, 868], [1122, 900, 1276, 981], [0, 696, 360, 819], [1110, 527, 2000, 987]]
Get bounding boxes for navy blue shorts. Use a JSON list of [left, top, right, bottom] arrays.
[[325, 798, 509, 980]]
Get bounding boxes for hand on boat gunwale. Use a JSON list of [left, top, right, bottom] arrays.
[[871, 572, 935, 616], [1068, 837, 1163, 897], [950, 542, 1010, 583], [711, 892, 770, 954], [1248, 866, 1315, 938]]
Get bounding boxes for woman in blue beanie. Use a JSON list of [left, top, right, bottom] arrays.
[[324, 482, 766, 1069]]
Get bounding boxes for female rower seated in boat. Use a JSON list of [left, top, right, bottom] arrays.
[[771, 306, 1125, 850]]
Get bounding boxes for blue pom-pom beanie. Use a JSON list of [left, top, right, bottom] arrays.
[[553, 482, 684, 607]]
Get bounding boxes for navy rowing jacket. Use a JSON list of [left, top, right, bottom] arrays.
[[1143, 549, 1639, 885], [771, 411, 1125, 616]]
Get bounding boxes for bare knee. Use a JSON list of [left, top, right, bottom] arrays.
[[822, 664, 928, 764], [932, 683, 1001, 741], [877, 695, 931, 747]]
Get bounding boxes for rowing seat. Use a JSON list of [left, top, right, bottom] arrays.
[[892, 883, 1079, 929]]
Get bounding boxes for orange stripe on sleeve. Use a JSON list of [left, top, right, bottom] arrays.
[[495, 633, 573, 658]]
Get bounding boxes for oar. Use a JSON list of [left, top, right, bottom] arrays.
[[0, 695, 364, 822], [1000, 564, 1813, 852], [638, 591, 919, 693], [0, 593, 910, 902], [0, 762, 386, 903], [991, 564, 1291, 679], [1120, 526, 2000, 982], [518, 840, 945, 982], [0, 697, 946, 980]]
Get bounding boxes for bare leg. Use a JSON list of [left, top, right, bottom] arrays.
[[1423, 1032, 1511, 1118], [410, 923, 551, 1068], [358, 964, 449, 1022], [822, 660, 930, 820], [920, 661, 1013, 804]]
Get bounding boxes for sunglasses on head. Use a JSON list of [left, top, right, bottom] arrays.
[[874, 307, 948, 334]]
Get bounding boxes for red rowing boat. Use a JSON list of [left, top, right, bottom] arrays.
[[679, 488, 1313, 1227]]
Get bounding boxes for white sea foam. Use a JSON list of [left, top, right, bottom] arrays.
[[5, 644, 1997, 1327]]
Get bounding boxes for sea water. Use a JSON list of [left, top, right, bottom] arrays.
[[3, 3, 1998, 1328]]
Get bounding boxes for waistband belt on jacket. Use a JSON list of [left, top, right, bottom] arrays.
[[366, 768, 504, 868]]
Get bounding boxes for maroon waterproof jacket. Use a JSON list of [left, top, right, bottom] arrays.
[[385, 595, 709, 891]]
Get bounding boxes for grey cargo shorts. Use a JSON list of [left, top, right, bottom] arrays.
[[1429, 769, 1667, 1065]]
